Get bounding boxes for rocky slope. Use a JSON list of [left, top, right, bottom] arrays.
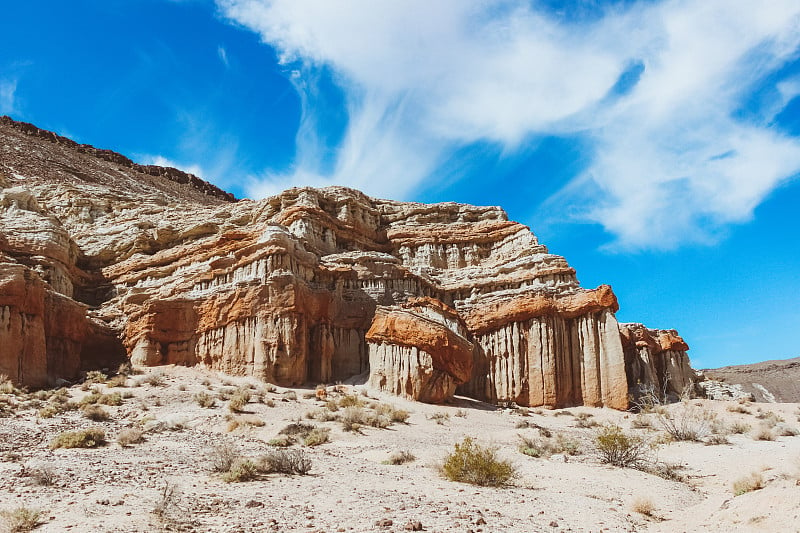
[[0, 116, 694, 408], [700, 357, 800, 403]]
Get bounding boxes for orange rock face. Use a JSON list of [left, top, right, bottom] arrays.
[[0, 117, 693, 408], [366, 301, 474, 403]]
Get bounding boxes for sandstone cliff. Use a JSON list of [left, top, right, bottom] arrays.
[[0, 116, 692, 408], [620, 323, 695, 402]]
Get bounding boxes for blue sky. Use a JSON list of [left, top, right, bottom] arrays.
[[2, 0, 800, 368]]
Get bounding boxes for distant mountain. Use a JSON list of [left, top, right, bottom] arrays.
[[701, 357, 800, 403]]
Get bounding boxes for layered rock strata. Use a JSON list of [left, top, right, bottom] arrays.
[[0, 116, 692, 408], [366, 298, 473, 403]]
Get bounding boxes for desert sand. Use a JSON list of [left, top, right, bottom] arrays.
[[1, 365, 798, 533]]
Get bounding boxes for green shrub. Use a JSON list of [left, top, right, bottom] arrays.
[[441, 437, 516, 487], [50, 428, 106, 449], [594, 424, 651, 468], [222, 459, 259, 482]]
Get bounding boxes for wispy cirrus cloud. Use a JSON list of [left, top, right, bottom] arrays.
[[216, 0, 800, 250], [0, 78, 17, 115]]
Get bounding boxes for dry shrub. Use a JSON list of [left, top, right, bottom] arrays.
[[50, 428, 106, 449], [82, 404, 110, 421], [228, 388, 251, 413], [29, 464, 56, 486], [594, 424, 652, 468], [428, 412, 450, 425], [383, 450, 416, 465], [106, 374, 128, 388], [194, 392, 215, 408], [152, 482, 181, 519], [258, 448, 312, 475], [733, 472, 764, 496], [303, 427, 330, 447], [338, 394, 362, 408], [729, 421, 751, 434], [574, 412, 598, 428], [631, 497, 656, 516], [441, 437, 516, 487], [84, 371, 107, 384], [519, 433, 581, 458], [222, 459, 259, 483], [631, 414, 653, 429], [727, 404, 751, 415], [2, 506, 42, 532], [268, 435, 294, 447], [656, 402, 715, 441], [340, 406, 366, 432], [753, 425, 776, 441], [704, 434, 730, 446], [140, 373, 165, 387], [209, 444, 239, 473], [117, 428, 144, 446]]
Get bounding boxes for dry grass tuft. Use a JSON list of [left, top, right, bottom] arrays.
[[1, 506, 42, 532], [383, 450, 416, 465], [733, 472, 764, 496], [117, 428, 145, 446], [630, 497, 656, 517]]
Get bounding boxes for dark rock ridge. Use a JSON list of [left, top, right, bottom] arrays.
[[0, 117, 695, 408]]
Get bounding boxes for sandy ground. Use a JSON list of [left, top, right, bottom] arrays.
[[1, 365, 799, 533]]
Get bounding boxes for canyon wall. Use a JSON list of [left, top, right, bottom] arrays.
[[0, 116, 691, 407]]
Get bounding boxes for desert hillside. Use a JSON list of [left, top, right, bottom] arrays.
[[702, 357, 800, 403]]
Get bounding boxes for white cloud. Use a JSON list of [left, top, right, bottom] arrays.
[[140, 154, 206, 180], [217, 0, 800, 249], [218, 45, 229, 67], [0, 79, 17, 115]]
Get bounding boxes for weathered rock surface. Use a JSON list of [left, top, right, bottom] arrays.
[[366, 298, 473, 403], [620, 323, 695, 401], [0, 116, 693, 407]]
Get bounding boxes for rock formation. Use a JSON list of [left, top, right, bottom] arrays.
[[620, 323, 695, 402], [0, 116, 693, 408]]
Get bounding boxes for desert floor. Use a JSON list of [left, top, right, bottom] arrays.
[[1, 365, 799, 533]]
